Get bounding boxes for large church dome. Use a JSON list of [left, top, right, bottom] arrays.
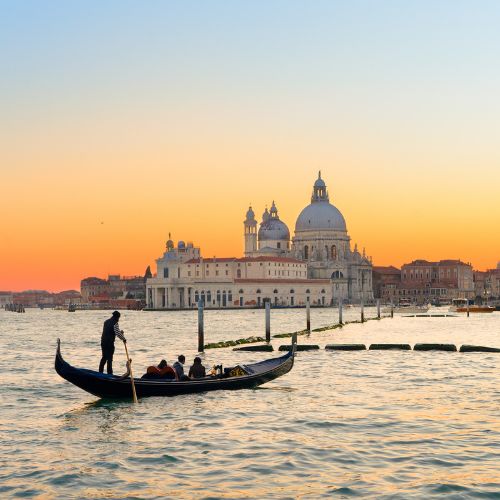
[[295, 172, 347, 232]]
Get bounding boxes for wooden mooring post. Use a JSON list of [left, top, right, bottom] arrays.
[[198, 299, 204, 352], [377, 299, 381, 319], [338, 299, 343, 325], [306, 297, 311, 332], [265, 300, 271, 343], [390, 300, 394, 318], [361, 298, 365, 323], [467, 298, 470, 318]]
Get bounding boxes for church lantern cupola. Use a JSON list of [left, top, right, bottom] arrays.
[[311, 171, 329, 203]]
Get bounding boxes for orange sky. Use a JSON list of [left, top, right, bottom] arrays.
[[2, 154, 499, 292], [1, 2, 500, 292]]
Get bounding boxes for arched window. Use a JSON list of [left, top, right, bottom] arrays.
[[331, 245, 337, 260], [273, 289, 278, 294], [237, 269, 241, 278], [321, 289, 326, 294], [277, 242, 281, 249], [304, 245, 309, 259], [290, 289, 295, 294], [306, 289, 310, 294], [256, 289, 261, 294], [194, 291, 199, 302], [332, 271, 344, 279], [238, 289, 244, 294], [207, 291, 212, 303]]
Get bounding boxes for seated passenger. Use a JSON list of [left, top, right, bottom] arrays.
[[173, 355, 186, 379], [188, 357, 206, 379], [143, 359, 177, 380]]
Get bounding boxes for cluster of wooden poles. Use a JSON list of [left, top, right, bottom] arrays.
[[197, 298, 389, 352], [4, 304, 25, 313]]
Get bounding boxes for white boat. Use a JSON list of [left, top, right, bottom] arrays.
[[382, 299, 429, 314]]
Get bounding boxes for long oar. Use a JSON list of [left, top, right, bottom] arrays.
[[123, 340, 138, 403]]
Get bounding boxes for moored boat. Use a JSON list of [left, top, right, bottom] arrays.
[[455, 306, 495, 313], [449, 298, 494, 313], [55, 336, 296, 399], [382, 299, 429, 314]]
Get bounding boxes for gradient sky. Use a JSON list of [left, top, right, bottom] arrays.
[[1, 0, 500, 291]]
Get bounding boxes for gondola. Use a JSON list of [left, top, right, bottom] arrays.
[[54, 335, 296, 399]]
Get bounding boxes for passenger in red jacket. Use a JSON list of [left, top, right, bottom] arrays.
[[143, 359, 177, 380]]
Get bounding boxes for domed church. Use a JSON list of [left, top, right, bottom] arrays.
[[244, 172, 373, 302], [146, 172, 372, 310]]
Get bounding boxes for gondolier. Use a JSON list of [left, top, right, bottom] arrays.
[[99, 311, 126, 375]]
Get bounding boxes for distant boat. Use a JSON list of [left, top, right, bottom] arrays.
[[68, 304, 76, 312], [449, 299, 494, 313], [382, 299, 429, 314], [455, 306, 495, 313]]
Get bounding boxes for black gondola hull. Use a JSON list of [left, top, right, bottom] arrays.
[[55, 339, 295, 399]]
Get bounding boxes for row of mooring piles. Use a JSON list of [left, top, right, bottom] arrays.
[[197, 297, 391, 352], [4, 303, 25, 313]]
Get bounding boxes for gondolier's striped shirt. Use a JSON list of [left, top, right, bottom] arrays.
[[114, 323, 126, 342]]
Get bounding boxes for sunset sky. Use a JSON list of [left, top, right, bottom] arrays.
[[1, 1, 500, 292]]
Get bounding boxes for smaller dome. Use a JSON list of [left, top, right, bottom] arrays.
[[259, 218, 290, 241], [178, 241, 186, 249]]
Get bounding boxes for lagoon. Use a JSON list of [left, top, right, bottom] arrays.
[[1, 308, 499, 498]]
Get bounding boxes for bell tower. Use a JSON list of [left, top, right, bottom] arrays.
[[244, 206, 257, 256]]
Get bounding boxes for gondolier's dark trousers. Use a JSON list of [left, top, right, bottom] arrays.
[[99, 342, 115, 374]]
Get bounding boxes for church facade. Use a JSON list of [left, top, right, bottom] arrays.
[[146, 173, 373, 309]]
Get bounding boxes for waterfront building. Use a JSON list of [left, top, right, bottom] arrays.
[[52, 290, 82, 306], [372, 266, 401, 303], [80, 273, 147, 304], [146, 173, 373, 309], [13, 290, 54, 307], [80, 277, 108, 303], [474, 262, 500, 302], [399, 259, 474, 304], [0, 291, 13, 308]]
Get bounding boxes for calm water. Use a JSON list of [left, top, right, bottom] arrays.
[[0, 307, 499, 499]]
